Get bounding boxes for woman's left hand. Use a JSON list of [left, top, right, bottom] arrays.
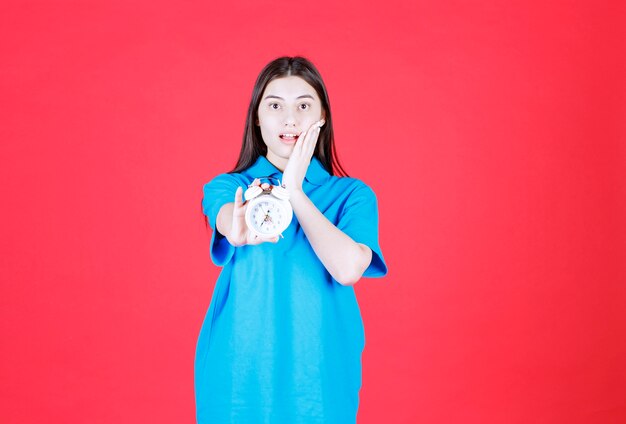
[[281, 119, 325, 193]]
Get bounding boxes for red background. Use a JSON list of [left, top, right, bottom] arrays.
[[1, 0, 625, 423]]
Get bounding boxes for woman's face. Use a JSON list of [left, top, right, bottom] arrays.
[[257, 75, 325, 171]]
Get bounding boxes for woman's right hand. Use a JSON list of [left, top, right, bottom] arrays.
[[227, 186, 279, 247]]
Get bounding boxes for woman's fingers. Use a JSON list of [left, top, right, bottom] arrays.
[[247, 232, 279, 245], [299, 125, 315, 158], [293, 120, 321, 157], [294, 129, 307, 154], [261, 235, 279, 244], [303, 119, 323, 154]]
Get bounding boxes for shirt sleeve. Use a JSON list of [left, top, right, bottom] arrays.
[[201, 173, 244, 267], [336, 182, 388, 278]]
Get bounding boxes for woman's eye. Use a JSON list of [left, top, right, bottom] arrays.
[[299, 103, 310, 110], [270, 103, 280, 110]]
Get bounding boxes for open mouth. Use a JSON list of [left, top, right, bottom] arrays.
[[279, 133, 301, 143]]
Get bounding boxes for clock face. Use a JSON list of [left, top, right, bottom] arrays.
[[246, 197, 292, 237]]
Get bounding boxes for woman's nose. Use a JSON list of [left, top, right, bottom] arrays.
[[282, 110, 297, 126]]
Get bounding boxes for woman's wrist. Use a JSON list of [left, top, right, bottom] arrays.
[[288, 187, 306, 198], [288, 188, 309, 210]]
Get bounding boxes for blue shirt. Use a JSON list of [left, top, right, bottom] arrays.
[[195, 155, 388, 423]]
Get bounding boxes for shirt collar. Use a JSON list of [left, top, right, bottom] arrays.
[[245, 155, 331, 186]]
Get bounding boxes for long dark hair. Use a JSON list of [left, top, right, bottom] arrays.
[[202, 56, 349, 229], [231, 56, 349, 177]]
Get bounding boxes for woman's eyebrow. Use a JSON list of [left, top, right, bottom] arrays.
[[263, 94, 315, 100]]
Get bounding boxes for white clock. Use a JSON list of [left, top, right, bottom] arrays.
[[243, 177, 293, 238]]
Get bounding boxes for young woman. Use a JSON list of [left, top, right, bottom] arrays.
[[196, 56, 388, 423]]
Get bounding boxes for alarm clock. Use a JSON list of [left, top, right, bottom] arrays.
[[243, 176, 293, 239]]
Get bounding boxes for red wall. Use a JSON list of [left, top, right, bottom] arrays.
[[1, 1, 624, 423]]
